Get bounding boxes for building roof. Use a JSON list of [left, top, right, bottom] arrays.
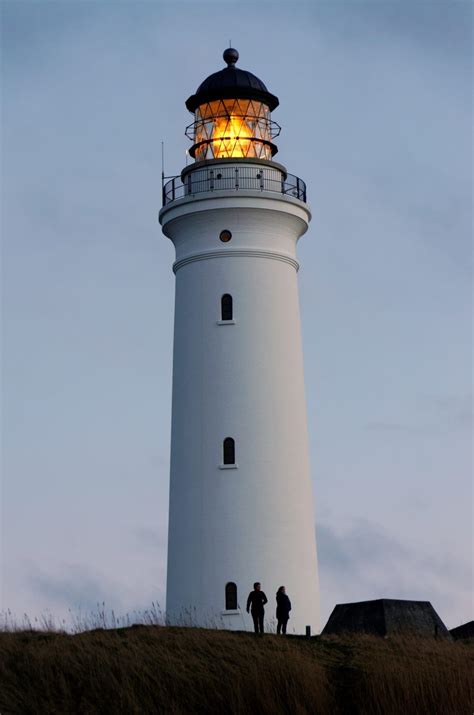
[[449, 620, 474, 640], [321, 599, 452, 639], [185, 48, 279, 113]]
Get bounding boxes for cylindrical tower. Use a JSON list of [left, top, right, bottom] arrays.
[[159, 49, 320, 633]]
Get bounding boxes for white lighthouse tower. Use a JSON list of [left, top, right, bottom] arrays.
[[159, 49, 320, 633]]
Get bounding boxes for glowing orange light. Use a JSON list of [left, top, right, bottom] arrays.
[[212, 114, 253, 158]]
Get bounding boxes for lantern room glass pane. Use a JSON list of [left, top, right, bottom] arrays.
[[194, 100, 273, 161]]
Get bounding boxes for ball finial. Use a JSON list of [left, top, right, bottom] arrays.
[[223, 48, 239, 67]]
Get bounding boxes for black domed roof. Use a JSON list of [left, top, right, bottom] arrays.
[[185, 49, 279, 113]]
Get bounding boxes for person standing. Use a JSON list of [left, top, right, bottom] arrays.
[[246, 582, 268, 634], [276, 586, 291, 634]]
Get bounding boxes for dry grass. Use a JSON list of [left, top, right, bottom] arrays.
[[318, 633, 473, 715], [0, 624, 472, 714]]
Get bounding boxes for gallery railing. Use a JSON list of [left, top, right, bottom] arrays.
[[162, 165, 307, 206]]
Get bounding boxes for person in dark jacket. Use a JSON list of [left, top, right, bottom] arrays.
[[276, 586, 291, 634], [246, 582, 268, 634]]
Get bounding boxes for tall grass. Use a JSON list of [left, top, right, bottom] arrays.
[[0, 622, 472, 714], [0, 602, 165, 634], [320, 633, 473, 715]]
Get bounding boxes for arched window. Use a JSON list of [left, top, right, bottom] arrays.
[[221, 294, 233, 321], [223, 437, 235, 465], [225, 582, 238, 610]]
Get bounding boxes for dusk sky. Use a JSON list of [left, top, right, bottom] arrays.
[[2, 0, 472, 629]]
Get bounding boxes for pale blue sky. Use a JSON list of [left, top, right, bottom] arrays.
[[1, 0, 472, 629]]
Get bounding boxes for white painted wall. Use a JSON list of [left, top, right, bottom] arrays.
[[160, 163, 320, 633]]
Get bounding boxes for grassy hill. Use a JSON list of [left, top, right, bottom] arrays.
[[0, 625, 472, 714]]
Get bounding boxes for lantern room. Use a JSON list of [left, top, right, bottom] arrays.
[[185, 48, 281, 161]]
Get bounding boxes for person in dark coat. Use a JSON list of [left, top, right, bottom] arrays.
[[246, 582, 268, 634], [276, 586, 291, 634]]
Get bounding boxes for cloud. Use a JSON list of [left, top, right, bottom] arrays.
[[430, 394, 473, 430], [366, 393, 473, 434], [365, 421, 418, 433], [323, 1, 472, 61], [14, 560, 166, 631], [27, 563, 123, 613], [317, 518, 472, 629], [317, 518, 407, 576], [134, 525, 167, 551]]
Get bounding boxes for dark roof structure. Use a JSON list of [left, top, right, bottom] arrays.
[[185, 48, 279, 113], [322, 599, 451, 639], [449, 620, 474, 641]]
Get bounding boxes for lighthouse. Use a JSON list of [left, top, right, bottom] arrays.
[[159, 49, 320, 633]]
